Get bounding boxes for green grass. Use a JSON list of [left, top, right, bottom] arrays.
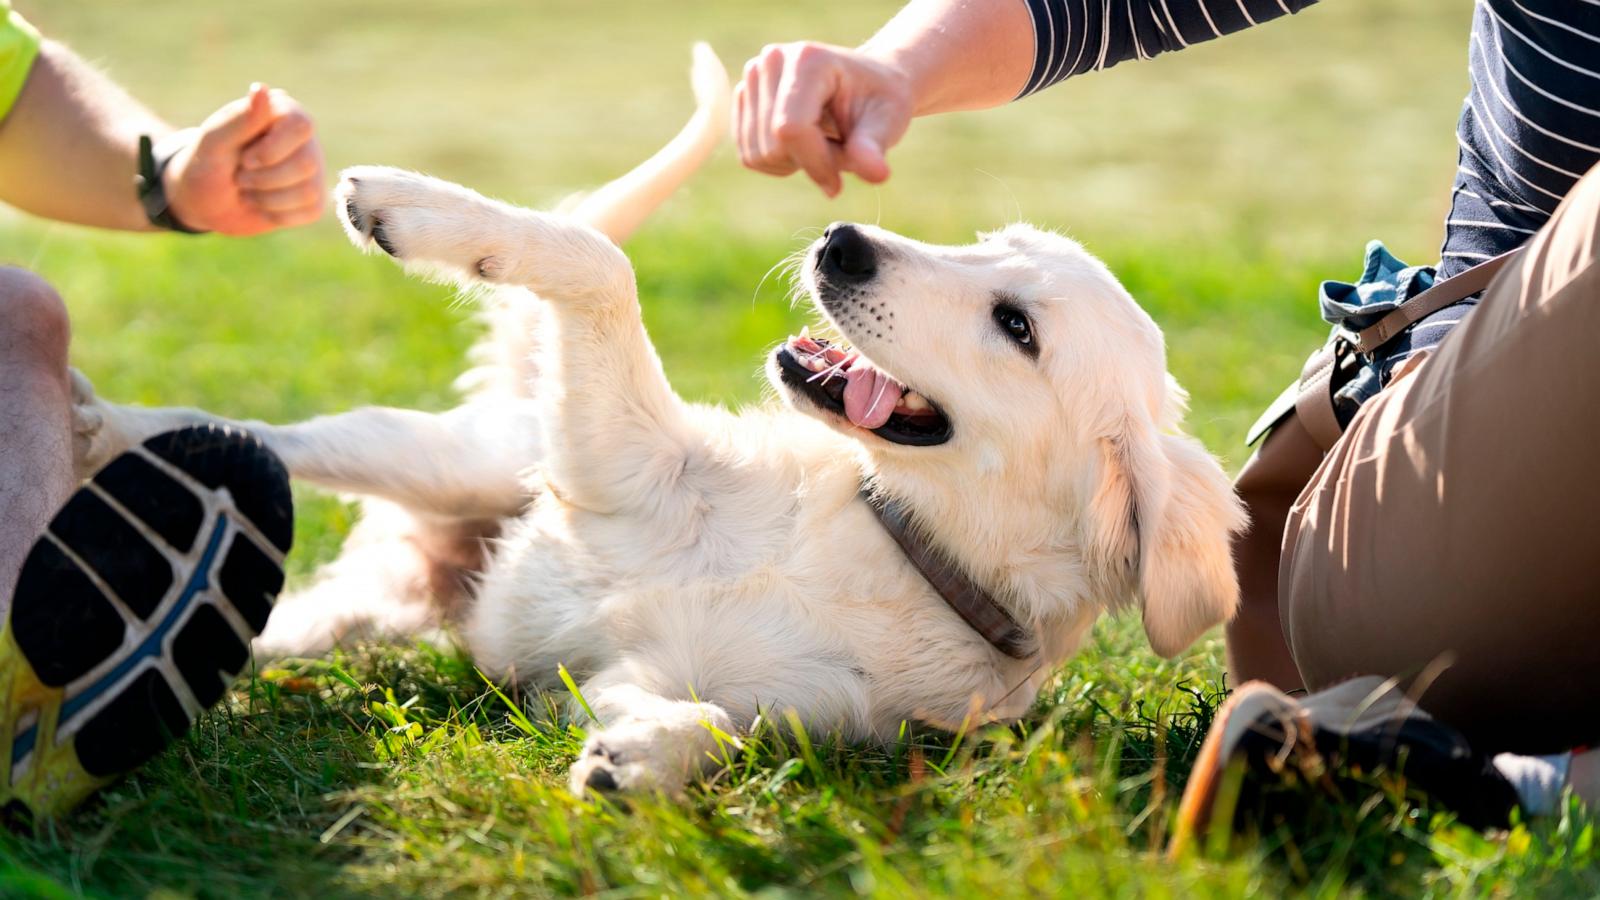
[[1, 0, 1595, 896]]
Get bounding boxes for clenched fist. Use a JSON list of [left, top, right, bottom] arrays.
[[735, 42, 913, 198], [165, 83, 325, 235]]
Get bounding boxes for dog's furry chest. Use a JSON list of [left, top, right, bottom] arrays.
[[470, 450, 1050, 738]]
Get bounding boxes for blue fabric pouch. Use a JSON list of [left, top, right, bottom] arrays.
[[1319, 240, 1438, 331], [1245, 240, 1443, 445], [1317, 241, 1439, 425]]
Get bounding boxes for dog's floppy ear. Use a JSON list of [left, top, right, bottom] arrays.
[[1086, 418, 1248, 658]]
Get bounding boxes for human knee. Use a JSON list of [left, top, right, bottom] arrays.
[[0, 267, 69, 365], [1577, 158, 1600, 194], [1557, 161, 1600, 247]]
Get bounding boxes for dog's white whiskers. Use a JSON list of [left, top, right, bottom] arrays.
[[777, 248, 812, 310], [806, 364, 837, 384], [752, 246, 807, 309], [806, 354, 855, 384]]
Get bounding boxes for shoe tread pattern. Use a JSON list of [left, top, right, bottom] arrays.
[[6, 425, 294, 793]]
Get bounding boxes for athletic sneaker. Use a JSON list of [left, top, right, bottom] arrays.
[[0, 425, 292, 821], [1170, 676, 1521, 857]]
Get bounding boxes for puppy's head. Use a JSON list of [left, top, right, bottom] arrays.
[[768, 223, 1247, 658]]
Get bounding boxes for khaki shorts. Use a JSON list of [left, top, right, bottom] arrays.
[[1278, 160, 1600, 754]]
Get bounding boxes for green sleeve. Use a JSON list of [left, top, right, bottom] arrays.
[[0, 1, 40, 123]]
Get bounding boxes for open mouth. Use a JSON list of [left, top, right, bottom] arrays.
[[774, 330, 953, 446]]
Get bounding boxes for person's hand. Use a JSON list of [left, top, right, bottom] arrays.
[[736, 42, 914, 197], [164, 84, 325, 236]]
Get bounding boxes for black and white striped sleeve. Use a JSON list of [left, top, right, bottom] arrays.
[[1016, 0, 1319, 98]]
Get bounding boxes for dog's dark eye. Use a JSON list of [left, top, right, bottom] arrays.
[[993, 304, 1036, 356]]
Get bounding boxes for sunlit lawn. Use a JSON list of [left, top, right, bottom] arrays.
[[2, 1, 1593, 896]]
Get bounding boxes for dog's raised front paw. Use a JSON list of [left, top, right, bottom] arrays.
[[335, 166, 518, 281]]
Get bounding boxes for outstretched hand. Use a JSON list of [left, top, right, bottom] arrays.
[[735, 42, 914, 197], [165, 84, 326, 235]]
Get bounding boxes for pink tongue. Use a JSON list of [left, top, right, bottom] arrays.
[[843, 364, 903, 429]]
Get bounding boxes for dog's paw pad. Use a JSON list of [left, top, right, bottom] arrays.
[[339, 189, 400, 259], [583, 765, 619, 793], [370, 215, 400, 258], [342, 196, 364, 232], [332, 165, 526, 281], [335, 170, 400, 255]]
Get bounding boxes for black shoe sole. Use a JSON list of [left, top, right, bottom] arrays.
[[1, 425, 292, 815], [1171, 681, 1520, 857], [1235, 712, 1520, 831]]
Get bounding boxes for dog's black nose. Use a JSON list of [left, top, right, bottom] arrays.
[[820, 223, 877, 283]]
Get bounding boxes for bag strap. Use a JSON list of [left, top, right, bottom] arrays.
[[1291, 248, 1520, 453], [1347, 249, 1521, 353], [1293, 343, 1345, 452]]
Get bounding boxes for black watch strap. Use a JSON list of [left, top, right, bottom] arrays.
[[136, 131, 206, 234]]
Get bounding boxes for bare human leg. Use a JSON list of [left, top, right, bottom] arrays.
[[0, 267, 75, 608]]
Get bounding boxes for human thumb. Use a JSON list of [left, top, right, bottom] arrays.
[[196, 83, 275, 152]]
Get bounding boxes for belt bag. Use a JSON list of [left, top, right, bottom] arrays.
[[1244, 248, 1521, 455]]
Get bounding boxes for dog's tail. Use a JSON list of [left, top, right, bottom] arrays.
[[568, 43, 731, 245]]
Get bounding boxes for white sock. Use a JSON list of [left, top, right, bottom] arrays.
[[1493, 752, 1571, 816]]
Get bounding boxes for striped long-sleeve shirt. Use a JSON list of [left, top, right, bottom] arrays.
[[1018, 0, 1600, 378]]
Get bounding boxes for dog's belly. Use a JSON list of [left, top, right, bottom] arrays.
[[463, 479, 1060, 740], [458, 406, 1079, 739], [462, 475, 803, 677]]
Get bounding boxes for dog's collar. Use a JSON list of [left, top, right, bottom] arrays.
[[860, 487, 1039, 660]]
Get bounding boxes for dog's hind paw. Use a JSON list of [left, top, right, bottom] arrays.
[[68, 368, 114, 479], [66, 374, 222, 482]]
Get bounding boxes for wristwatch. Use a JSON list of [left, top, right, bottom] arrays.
[[135, 131, 206, 234]]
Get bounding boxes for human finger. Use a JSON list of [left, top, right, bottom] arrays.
[[193, 83, 275, 154], [739, 52, 791, 176], [841, 97, 908, 184], [750, 46, 785, 170], [242, 99, 317, 170], [236, 143, 322, 190], [266, 203, 325, 228], [244, 180, 326, 213], [736, 61, 759, 169], [772, 45, 846, 196]]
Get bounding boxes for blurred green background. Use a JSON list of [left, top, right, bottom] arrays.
[[21, 0, 1469, 248], [3, 3, 1532, 897], [10, 0, 1471, 430], [7, 0, 1474, 568]]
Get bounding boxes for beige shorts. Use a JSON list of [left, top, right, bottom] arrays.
[[1278, 161, 1600, 753]]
